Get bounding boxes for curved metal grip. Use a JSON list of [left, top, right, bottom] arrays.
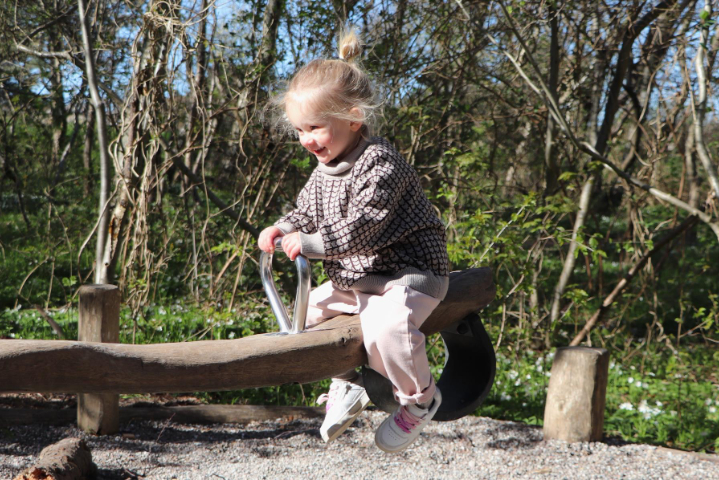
[[260, 237, 311, 334]]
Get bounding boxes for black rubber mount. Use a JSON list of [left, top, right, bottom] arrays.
[[361, 313, 496, 421]]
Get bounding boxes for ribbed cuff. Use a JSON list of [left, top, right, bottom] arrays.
[[274, 222, 297, 235], [299, 232, 326, 259], [350, 268, 450, 300]]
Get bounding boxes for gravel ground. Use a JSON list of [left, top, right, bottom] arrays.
[[2, 409, 718, 480]]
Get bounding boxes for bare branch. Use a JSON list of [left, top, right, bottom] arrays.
[[490, 4, 719, 240], [570, 215, 699, 346], [14, 44, 123, 108]]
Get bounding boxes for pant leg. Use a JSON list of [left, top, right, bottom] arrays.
[[305, 281, 361, 381], [357, 285, 441, 405], [305, 281, 359, 328]]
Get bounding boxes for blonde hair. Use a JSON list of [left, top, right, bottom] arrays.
[[271, 28, 381, 136]]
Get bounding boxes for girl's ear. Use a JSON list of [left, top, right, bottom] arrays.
[[348, 107, 364, 132]]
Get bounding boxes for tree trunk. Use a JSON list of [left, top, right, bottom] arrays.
[[692, 0, 719, 200], [544, 2, 560, 194], [77, 0, 112, 284], [82, 103, 94, 197]]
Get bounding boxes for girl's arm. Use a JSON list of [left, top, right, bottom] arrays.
[[274, 170, 319, 235]]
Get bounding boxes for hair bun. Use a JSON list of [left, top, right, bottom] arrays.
[[338, 28, 362, 63]]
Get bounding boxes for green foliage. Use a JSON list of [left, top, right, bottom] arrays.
[[476, 340, 719, 453]]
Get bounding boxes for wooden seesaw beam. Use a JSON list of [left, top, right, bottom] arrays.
[[0, 268, 494, 394]]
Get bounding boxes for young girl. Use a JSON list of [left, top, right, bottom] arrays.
[[258, 30, 449, 453]]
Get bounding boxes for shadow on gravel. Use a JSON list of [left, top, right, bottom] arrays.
[[482, 422, 543, 450], [96, 468, 145, 480], [1, 419, 323, 459], [118, 420, 323, 445]]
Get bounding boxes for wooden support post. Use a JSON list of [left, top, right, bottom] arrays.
[[77, 284, 120, 435], [543, 346, 609, 443]]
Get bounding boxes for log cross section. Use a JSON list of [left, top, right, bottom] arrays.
[[0, 268, 494, 394]]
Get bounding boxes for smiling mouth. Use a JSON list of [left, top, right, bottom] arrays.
[[312, 147, 326, 155]]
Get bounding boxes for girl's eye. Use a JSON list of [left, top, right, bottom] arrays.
[[310, 126, 319, 131]]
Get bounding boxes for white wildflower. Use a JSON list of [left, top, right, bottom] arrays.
[[638, 400, 661, 419], [619, 402, 634, 411]]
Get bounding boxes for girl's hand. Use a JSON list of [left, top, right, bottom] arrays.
[[258, 226, 283, 253], [281, 232, 302, 261]]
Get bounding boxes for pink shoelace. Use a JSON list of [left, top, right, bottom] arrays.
[[317, 382, 341, 412], [393, 406, 423, 434]]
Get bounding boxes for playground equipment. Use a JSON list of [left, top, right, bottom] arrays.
[[259, 238, 497, 422], [0, 243, 496, 433]]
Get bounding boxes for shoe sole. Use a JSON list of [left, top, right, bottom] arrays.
[[321, 391, 371, 443]]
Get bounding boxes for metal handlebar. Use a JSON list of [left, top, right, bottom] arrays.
[[260, 236, 310, 334]]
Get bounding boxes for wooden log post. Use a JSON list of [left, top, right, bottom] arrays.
[[77, 284, 120, 435], [543, 346, 610, 442]]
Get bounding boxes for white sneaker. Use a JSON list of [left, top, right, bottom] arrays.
[[374, 388, 442, 453], [316, 377, 370, 443]]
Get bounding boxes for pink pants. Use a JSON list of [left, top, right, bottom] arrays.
[[306, 282, 441, 405]]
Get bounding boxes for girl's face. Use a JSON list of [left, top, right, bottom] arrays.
[[286, 98, 362, 164]]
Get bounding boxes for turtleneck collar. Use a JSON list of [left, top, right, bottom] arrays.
[[316, 136, 372, 176]]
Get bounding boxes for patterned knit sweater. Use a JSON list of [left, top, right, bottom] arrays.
[[275, 137, 450, 300]]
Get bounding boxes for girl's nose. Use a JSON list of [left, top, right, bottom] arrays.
[[301, 136, 316, 149]]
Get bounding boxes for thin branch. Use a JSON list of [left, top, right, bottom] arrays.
[[15, 44, 123, 108], [24, 6, 78, 41], [570, 215, 699, 346], [33, 306, 66, 339], [157, 137, 260, 238]]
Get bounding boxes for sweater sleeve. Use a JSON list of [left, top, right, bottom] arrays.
[[274, 170, 318, 235], [318, 150, 410, 259]]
